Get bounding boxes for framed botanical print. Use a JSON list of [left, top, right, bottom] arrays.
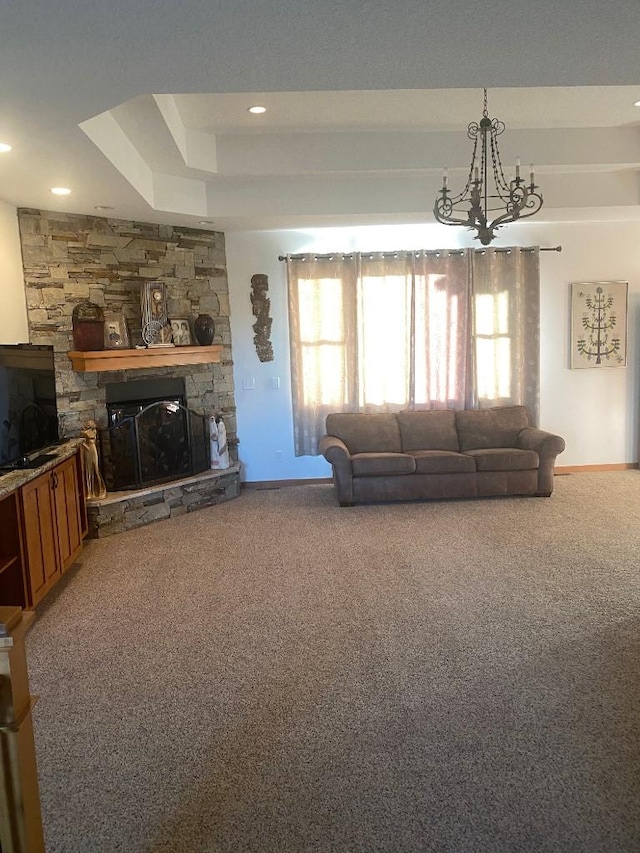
[[570, 281, 628, 368]]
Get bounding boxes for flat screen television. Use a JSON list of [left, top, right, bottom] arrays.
[[0, 343, 61, 470]]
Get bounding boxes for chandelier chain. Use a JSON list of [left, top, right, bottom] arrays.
[[490, 131, 510, 198]]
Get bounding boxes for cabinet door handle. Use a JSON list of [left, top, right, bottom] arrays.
[[52, 471, 59, 489]]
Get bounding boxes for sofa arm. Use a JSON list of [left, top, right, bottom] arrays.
[[517, 427, 566, 495], [517, 427, 565, 456], [319, 435, 354, 505]]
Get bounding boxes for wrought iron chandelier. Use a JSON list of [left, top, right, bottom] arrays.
[[433, 88, 543, 245]]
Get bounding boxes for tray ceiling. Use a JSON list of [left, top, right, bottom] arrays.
[[1, 2, 639, 230]]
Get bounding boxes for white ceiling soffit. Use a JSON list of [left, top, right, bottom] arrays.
[[79, 86, 640, 229], [153, 95, 219, 174]]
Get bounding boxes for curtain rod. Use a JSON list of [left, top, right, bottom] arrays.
[[278, 246, 562, 261]]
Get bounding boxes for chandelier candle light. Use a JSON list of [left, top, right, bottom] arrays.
[[434, 88, 543, 245]]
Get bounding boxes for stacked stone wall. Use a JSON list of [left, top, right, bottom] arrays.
[[85, 465, 241, 538], [16, 210, 237, 455]]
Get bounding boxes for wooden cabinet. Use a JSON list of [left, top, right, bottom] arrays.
[[20, 454, 84, 607], [0, 493, 28, 609], [21, 470, 62, 606], [51, 455, 84, 572], [0, 448, 86, 610]]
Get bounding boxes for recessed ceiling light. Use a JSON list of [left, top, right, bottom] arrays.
[[198, 220, 215, 225], [94, 205, 114, 211], [635, 100, 640, 107], [51, 187, 71, 196], [0, 142, 12, 153], [248, 105, 266, 114]]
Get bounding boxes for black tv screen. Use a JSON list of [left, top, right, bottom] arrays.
[[0, 344, 60, 469]]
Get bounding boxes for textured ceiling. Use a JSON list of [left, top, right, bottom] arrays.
[[1, 1, 640, 229]]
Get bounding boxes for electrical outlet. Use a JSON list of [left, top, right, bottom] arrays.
[[274, 450, 283, 462], [271, 376, 280, 390]]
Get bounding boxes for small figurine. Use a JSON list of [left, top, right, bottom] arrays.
[[209, 415, 230, 470], [81, 420, 107, 500]]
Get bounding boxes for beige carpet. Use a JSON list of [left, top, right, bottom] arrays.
[[26, 472, 640, 852]]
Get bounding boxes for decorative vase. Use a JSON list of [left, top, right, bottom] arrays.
[[194, 313, 215, 346]]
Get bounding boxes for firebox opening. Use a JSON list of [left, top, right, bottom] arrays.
[[100, 378, 210, 491], [105, 377, 186, 408]]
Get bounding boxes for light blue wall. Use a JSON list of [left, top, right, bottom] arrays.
[[226, 221, 640, 482], [224, 230, 330, 482]]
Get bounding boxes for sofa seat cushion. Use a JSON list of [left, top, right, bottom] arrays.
[[325, 413, 402, 453], [352, 452, 416, 477], [456, 406, 531, 450], [397, 410, 459, 452], [409, 450, 476, 474], [465, 448, 539, 472]]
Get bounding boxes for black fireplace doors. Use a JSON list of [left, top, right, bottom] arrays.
[[100, 400, 210, 491]]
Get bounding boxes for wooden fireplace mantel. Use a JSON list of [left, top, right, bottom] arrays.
[[67, 345, 223, 373]]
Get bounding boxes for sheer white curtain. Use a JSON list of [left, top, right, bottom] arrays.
[[412, 251, 471, 410], [471, 248, 540, 420], [357, 253, 413, 410], [287, 255, 357, 455], [287, 248, 539, 455]]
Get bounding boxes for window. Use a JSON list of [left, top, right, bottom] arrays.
[[298, 276, 348, 408], [358, 267, 412, 407], [287, 248, 539, 455], [474, 291, 512, 400]]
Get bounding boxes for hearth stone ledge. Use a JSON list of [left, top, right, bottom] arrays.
[[86, 463, 241, 538]]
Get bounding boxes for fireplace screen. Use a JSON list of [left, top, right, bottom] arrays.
[[100, 400, 210, 491]]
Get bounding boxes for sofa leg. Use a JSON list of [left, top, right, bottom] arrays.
[[339, 501, 355, 507]]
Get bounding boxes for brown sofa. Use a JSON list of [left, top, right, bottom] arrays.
[[319, 406, 565, 506]]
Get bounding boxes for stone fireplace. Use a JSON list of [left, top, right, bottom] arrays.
[[16, 209, 240, 535]]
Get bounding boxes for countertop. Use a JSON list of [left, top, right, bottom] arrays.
[[0, 439, 83, 500]]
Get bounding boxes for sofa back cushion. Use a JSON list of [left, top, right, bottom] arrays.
[[325, 413, 401, 454], [397, 410, 459, 452], [456, 406, 531, 450]]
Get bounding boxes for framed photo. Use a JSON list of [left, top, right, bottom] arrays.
[[570, 281, 628, 369], [103, 312, 130, 349], [170, 318, 193, 346]]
